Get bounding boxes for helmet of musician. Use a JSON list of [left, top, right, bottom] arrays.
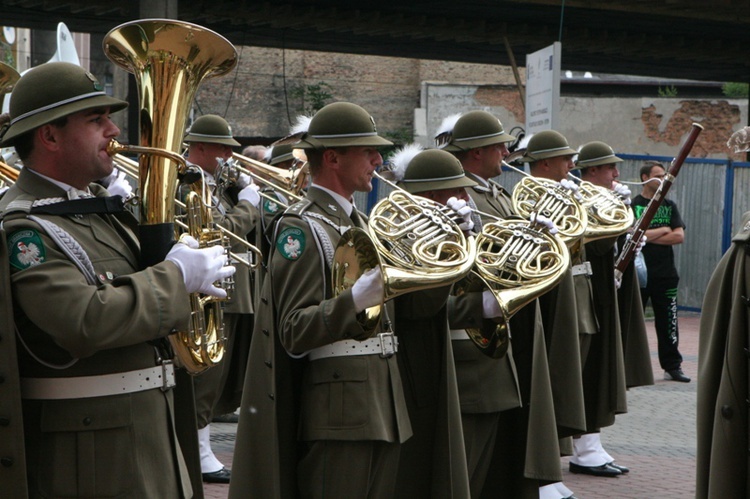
[[294, 102, 393, 150], [266, 143, 295, 166], [184, 114, 241, 147], [438, 110, 515, 152], [519, 130, 577, 163], [0, 62, 128, 147], [398, 148, 477, 194], [573, 141, 623, 170]]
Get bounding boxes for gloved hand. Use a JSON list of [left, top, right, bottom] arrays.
[[238, 183, 261, 208], [237, 172, 253, 189], [351, 266, 384, 313], [529, 212, 558, 234], [613, 182, 632, 205], [626, 233, 647, 255], [482, 289, 503, 319], [558, 178, 582, 201], [165, 235, 236, 298], [101, 168, 133, 199], [446, 196, 474, 232], [0, 186, 8, 197]]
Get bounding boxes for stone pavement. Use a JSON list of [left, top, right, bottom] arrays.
[[203, 313, 700, 499]]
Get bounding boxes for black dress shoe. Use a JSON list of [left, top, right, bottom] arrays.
[[608, 461, 630, 473], [212, 412, 239, 423], [664, 368, 691, 382], [202, 467, 231, 484], [569, 462, 622, 477]]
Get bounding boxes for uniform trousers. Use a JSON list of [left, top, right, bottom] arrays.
[[462, 412, 500, 498], [297, 439, 400, 498], [640, 276, 683, 371]]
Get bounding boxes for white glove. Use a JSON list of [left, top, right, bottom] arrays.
[[559, 178, 579, 193], [482, 289, 503, 319], [626, 233, 647, 255], [615, 276, 622, 290], [446, 196, 474, 232], [237, 172, 253, 189], [238, 183, 261, 208], [529, 212, 558, 234], [102, 168, 133, 199], [351, 266, 384, 313], [0, 186, 8, 196], [165, 235, 236, 298], [613, 183, 632, 205]]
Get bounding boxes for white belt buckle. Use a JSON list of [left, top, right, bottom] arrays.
[[161, 360, 176, 391], [378, 332, 398, 358]]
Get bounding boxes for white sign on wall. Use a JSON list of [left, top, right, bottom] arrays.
[[525, 42, 561, 135]]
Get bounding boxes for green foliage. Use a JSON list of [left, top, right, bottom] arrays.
[[289, 82, 333, 115], [382, 127, 413, 147], [722, 82, 749, 98], [657, 85, 678, 97]]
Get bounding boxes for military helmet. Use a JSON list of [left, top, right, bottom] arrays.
[[399, 149, 477, 194], [519, 130, 577, 163], [0, 62, 128, 147], [440, 110, 515, 152], [574, 141, 623, 169], [184, 114, 241, 147], [294, 102, 393, 150], [267, 143, 295, 166]]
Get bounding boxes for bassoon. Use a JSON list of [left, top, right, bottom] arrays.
[[614, 122, 703, 283]]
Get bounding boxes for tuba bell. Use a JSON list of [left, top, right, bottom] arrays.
[[103, 19, 238, 374]]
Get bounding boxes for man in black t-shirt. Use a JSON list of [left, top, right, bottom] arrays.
[[631, 162, 689, 382]]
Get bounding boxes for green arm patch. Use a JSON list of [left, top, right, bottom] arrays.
[[276, 227, 306, 261], [8, 229, 46, 270], [263, 198, 281, 214]]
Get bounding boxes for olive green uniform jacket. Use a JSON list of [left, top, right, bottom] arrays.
[[0, 168, 194, 498], [697, 212, 750, 499], [229, 186, 412, 499], [462, 174, 562, 491]]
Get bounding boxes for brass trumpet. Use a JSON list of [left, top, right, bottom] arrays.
[[221, 151, 309, 208]]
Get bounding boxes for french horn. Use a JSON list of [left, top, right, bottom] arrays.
[[103, 19, 238, 374], [455, 214, 570, 358], [332, 173, 477, 336]]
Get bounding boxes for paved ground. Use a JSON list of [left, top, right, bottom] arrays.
[[204, 313, 700, 499]]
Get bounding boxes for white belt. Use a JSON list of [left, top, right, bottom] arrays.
[[308, 333, 398, 361], [21, 362, 176, 400], [571, 261, 593, 277], [450, 329, 470, 341]]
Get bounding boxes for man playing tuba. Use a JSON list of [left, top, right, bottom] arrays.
[[0, 61, 233, 498]]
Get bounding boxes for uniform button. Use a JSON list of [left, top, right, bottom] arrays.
[[0, 417, 9, 426], [262, 329, 269, 336], [264, 360, 272, 368], [268, 393, 274, 400], [721, 405, 733, 419], [1, 457, 13, 467], [333, 371, 341, 379], [261, 297, 268, 305], [82, 417, 92, 426]]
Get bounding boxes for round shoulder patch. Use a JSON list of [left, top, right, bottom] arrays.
[[8, 229, 46, 270], [263, 198, 281, 215], [276, 227, 306, 261]]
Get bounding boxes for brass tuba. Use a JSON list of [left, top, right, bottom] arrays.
[[332, 173, 477, 335], [103, 19, 238, 374]]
